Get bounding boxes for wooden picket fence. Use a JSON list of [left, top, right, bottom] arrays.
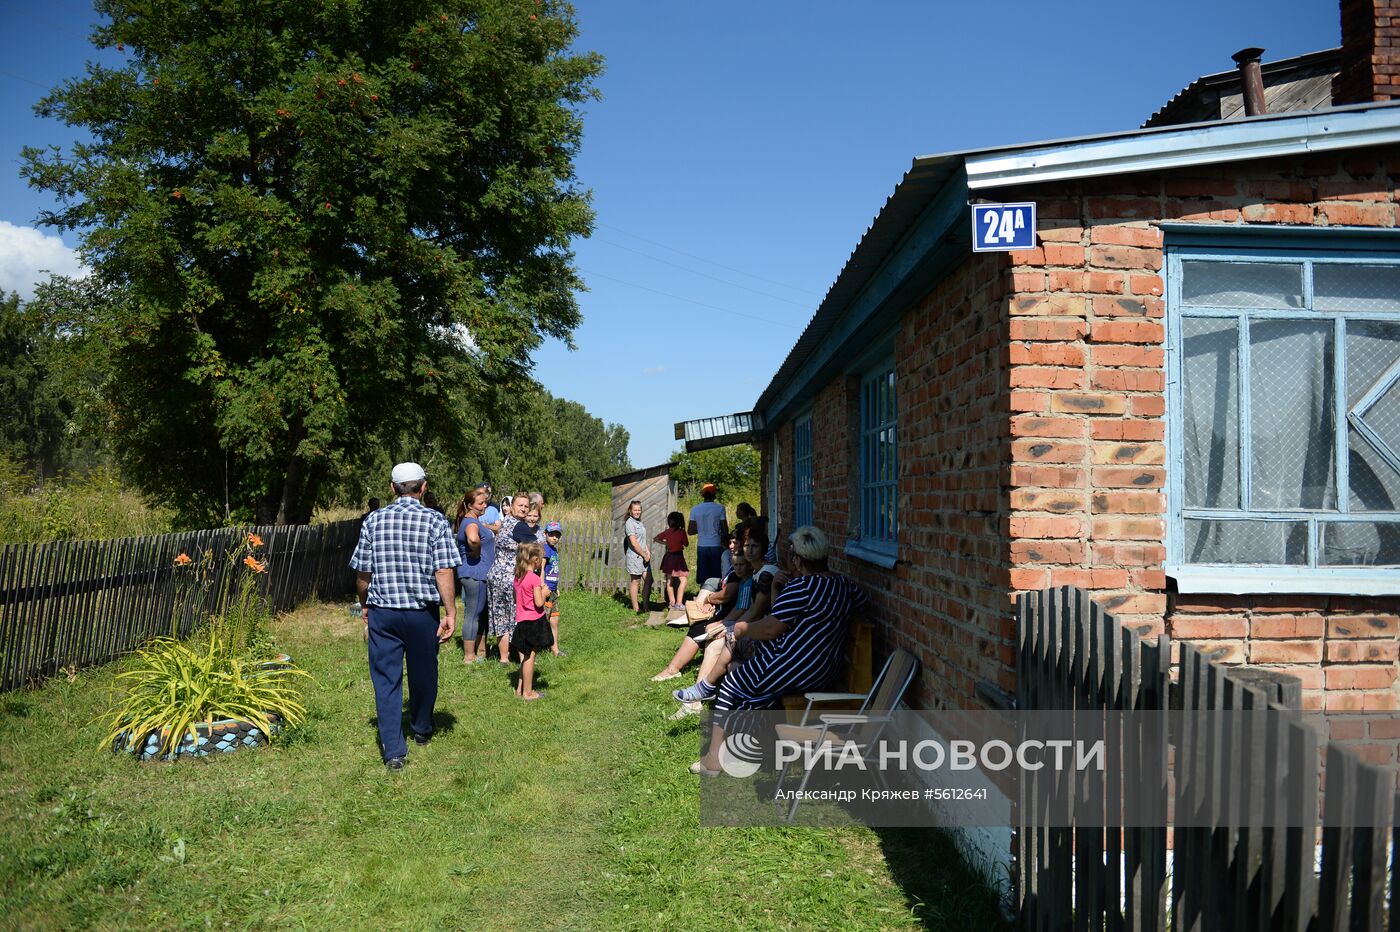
[[550, 516, 632, 595], [1017, 585, 1398, 931], [0, 514, 637, 692], [0, 520, 360, 691]]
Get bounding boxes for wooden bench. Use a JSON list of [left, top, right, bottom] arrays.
[[780, 620, 874, 722]]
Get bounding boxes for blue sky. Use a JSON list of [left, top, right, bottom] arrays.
[[0, 0, 1337, 469]]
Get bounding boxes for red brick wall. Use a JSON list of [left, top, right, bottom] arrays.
[[996, 146, 1400, 712], [765, 252, 1012, 709], [762, 146, 1400, 712], [1335, 0, 1400, 105]]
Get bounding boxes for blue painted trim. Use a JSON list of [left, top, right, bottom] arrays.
[[1351, 356, 1400, 476], [1165, 224, 1400, 255], [1165, 252, 1183, 567], [1168, 565, 1399, 595], [760, 166, 971, 428], [1168, 233, 1400, 581], [1335, 316, 1350, 516], [1180, 510, 1400, 522], [1238, 313, 1252, 512], [844, 540, 898, 570]]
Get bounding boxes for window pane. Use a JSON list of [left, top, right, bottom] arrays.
[[1182, 261, 1303, 308], [1184, 519, 1308, 564], [1321, 522, 1400, 566], [1349, 431, 1400, 512], [1249, 320, 1336, 510], [1315, 264, 1400, 313], [1181, 317, 1240, 508], [1345, 320, 1400, 408]]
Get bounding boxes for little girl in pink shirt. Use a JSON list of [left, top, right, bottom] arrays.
[[510, 542, 553, 700]]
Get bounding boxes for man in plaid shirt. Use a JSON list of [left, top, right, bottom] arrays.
[[351, 462, 459, 770]]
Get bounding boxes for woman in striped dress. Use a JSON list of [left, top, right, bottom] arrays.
[[487, 493, 531, 664], [678, 526, 869, 775]]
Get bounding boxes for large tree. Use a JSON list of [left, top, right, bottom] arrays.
[[23, 0, 601, 525]]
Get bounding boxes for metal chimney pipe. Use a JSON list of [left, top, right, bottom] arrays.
[[1232, 47, 1268, 116]]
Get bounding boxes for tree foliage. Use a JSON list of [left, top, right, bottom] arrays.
[[0, 288, 106, 478], [23, 0, 603, 525], [669, 444, 760, 500]]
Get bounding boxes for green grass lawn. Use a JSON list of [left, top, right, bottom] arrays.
[[0, 593, 1005, 930]]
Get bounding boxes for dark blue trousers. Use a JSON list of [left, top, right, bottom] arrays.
[[696, 546, 722, 588], [366, 605, 440, 761]]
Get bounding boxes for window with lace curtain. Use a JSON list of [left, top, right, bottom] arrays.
[[1168, 241, 1400, 592]]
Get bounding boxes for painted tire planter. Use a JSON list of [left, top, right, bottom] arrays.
[[112, 654, 294, 762]]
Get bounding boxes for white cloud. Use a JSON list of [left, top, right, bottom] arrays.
[[644, 365, 666, 377], [0, 221, 86, 301]]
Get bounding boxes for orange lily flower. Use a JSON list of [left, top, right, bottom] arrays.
[[174, 553, 193, 566], [247, 532, 264, 548], [243, 555, 268, 573]]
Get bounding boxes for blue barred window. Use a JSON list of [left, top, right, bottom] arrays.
[[793, 415, 813, 529], [858, 364, 897, 555]]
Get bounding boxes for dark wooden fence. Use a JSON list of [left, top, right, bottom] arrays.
[[0, 520, 360, 691], [0, 514, 641, 692], [1017, 585, 1398, 931]]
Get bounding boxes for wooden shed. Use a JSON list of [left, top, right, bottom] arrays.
[[606, 462, 677, 573]]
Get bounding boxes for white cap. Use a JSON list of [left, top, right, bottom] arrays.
[[391, 462, 426, 484]]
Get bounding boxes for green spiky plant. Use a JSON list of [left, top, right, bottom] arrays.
[[104, 532, 306, 758], [102, 631, 308, 757]]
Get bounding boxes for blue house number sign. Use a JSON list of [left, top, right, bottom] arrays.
[[971, 202, 1036, 252]]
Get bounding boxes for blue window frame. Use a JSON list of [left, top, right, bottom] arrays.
[[1166, 234, 1400, 594], [856, 363, 898, 559], [793, 414, 813, 530]]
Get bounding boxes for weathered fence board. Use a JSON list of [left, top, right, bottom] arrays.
[[0, 521, 362, 690], [1018, 585, 1395, 932]]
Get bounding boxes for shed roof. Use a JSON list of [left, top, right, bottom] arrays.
[[603, 462, 673, 486]]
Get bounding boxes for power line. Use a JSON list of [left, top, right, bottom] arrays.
[[579, 267, 800, 329], [593, 236, 812, 308], [0, 68, 50, 90], [596, 221, 822, 297], [0, 1, 94, 42]]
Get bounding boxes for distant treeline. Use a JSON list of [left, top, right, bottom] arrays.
[[0, 288, 629, 526]]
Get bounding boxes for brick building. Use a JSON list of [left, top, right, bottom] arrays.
[[680, 1, 1400, 715]]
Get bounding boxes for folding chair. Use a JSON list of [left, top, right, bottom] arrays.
[[772, 649, 919, 821]]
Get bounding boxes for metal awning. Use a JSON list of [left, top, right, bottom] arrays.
[[673, 412, 765, 452]]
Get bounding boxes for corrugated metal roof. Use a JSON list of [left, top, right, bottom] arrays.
[[672, 412, 765, 452]]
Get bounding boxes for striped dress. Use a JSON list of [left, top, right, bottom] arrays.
[[713, 573, 869, 718]]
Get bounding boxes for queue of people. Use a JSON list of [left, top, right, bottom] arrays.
[[353, 462, 867, 777]]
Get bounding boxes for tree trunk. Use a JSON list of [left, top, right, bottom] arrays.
[[275, 452, 306, 526]]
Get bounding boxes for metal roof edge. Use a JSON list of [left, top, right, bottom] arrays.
[[750, 103, 1400, 430], [603, 462, 673, 486], [912, 99, 1400, 173], [963, 103, 1400, 189]]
